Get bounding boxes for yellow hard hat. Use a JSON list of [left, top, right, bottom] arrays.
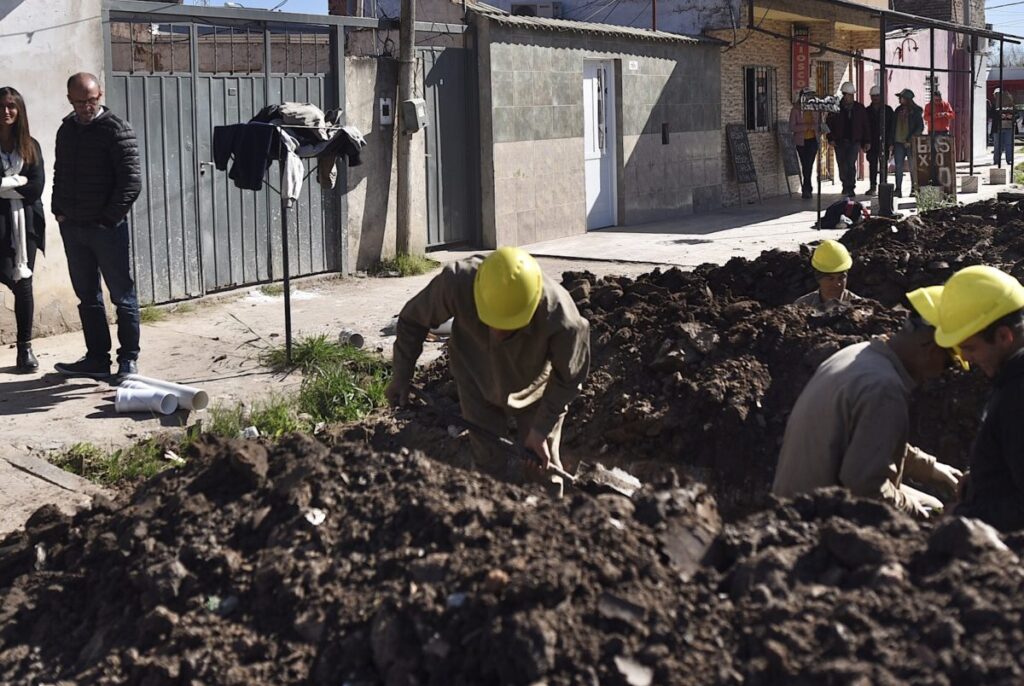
[[933, 265, 1024, 348], [473, 247, 544, 330], [907, 285, 968, 369], [811, 240, 853, 273]]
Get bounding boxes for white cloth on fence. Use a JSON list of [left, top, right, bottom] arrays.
[[0, 150, 31, 281], [274, 125, 306, 205]]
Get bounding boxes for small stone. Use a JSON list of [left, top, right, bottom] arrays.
[[597, 592, 646, 626], [928, 517, 1014, 559], [614, 655, 653, 686], [483, 568, 510, 593]]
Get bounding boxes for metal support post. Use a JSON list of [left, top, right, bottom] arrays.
[[396, 0, 415, 254]]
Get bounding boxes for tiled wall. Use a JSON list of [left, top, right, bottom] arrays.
[[478, 22, 723, 247]]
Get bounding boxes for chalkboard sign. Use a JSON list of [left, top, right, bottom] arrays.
[[776, 121, 801, 177], [726, 124, 757, 184], [913, 134, 957, 199]]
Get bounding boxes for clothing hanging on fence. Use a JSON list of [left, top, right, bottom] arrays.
[[213, 122, 276, 191]]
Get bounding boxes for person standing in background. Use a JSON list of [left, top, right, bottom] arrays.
[[826, 82, 870, 198], [866, 85, 895, 197], [789, 88, 820, 200], [0, 87, 45, 371], [923, 90, 955, 135], [52, 72, 142, 380], [992, 88, 1016, 169], [892, 89, 924, 198]]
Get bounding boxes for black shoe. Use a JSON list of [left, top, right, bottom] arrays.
[[15, 343, 38, 371], [894, 189, 902, 198], [115, 359, 138, 380], [55, 357, 111, 379], [866, 186, 877, 197], [802, 190, 812, 199]]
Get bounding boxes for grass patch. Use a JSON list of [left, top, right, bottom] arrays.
[[373, 254, 440, 277], [1014, 161, 1024, 186], [915, 186, 956, 213], [140, 305, 167, 324], [50, 439, 177, 487], [298, 360, 390, 424], [260, 283, 285, 297], [172, 301, 197, 315], [205, 394, 305, 439], [51, 336, 392, 488], [260, 333, 380, 374]]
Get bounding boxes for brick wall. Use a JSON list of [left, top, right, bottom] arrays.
[[709, 21, 855, 206]]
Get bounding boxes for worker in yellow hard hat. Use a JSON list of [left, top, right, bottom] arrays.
[[773, 291, 963, 518], [386, 247, 590, 495], [794, 240, 863, 310], [924, 265, 1024, 531]]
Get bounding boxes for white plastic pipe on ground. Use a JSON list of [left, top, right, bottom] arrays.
[[124, 374, 210, 411], [115, 385, 178, 415]]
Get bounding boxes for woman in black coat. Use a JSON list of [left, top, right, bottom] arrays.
[[0, 86, 45, 370]]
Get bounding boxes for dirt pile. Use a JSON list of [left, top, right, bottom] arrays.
[[352, 203, 1019, 519], [0, 435, 720, 685], [3, 437, 1023, 684], [691, 487, 1024, 685], [564, 269, 906, 515]]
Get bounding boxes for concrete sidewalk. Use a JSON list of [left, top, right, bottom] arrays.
[[519, 172, 1021, 268]]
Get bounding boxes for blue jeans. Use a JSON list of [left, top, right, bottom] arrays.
[[994, 129, 1015, 168], [60, 219, 140, 364], [893, 142, 910, 194], [835, 140, 860, 195]]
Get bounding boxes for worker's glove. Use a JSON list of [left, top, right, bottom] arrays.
[[908, 495, 933, 520], [523, 427, 552, 471], [384, 378, 409, 408], [931, 461, 963, 498]]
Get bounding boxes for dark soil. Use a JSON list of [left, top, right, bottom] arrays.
[[3, 201, 1024, 684], [347, 202, 1022, 520], [2, 437, 1022, 685]]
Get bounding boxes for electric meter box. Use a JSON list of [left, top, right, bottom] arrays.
[[400, 98, 428, 132]]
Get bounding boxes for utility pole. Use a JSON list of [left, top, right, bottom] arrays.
[[396, 0, 415, 255]]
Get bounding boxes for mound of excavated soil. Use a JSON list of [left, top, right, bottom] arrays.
[[353, 203, 1018, 520], [0, 435, 721, 685], [2, 437, 1022, 685]]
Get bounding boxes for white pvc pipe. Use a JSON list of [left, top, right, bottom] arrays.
[[124, 374, 210, 411], [115, 386, 178, 415]]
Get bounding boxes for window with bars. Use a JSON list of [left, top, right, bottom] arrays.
[[744, 66, 776, 133]]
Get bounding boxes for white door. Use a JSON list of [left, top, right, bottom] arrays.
[[583, 60, 617, 230]]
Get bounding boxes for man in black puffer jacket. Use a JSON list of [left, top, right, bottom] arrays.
[[52, 72, 142, 380]]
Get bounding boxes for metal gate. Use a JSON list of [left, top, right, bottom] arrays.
[[107, 17, 343, 304], [421, 47, 476, 248]]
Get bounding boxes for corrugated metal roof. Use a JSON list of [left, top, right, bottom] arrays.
[[468, 3, 709, 44]]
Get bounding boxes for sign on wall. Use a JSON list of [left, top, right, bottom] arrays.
[[913, 134, 957, 198], [726, 123, 758, 184], [792, 26, 810, 95]]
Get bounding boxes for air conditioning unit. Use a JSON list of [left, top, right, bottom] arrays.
[[511, 2, 563, 17]]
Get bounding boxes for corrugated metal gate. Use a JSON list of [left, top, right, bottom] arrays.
[[421, 47, 477, 248], [108, 19, 343, 305]]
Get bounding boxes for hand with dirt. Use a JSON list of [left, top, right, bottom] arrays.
[[385, 378, 409, 407], [524, 428, 552, 471], [931, 462, 963, 499]]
